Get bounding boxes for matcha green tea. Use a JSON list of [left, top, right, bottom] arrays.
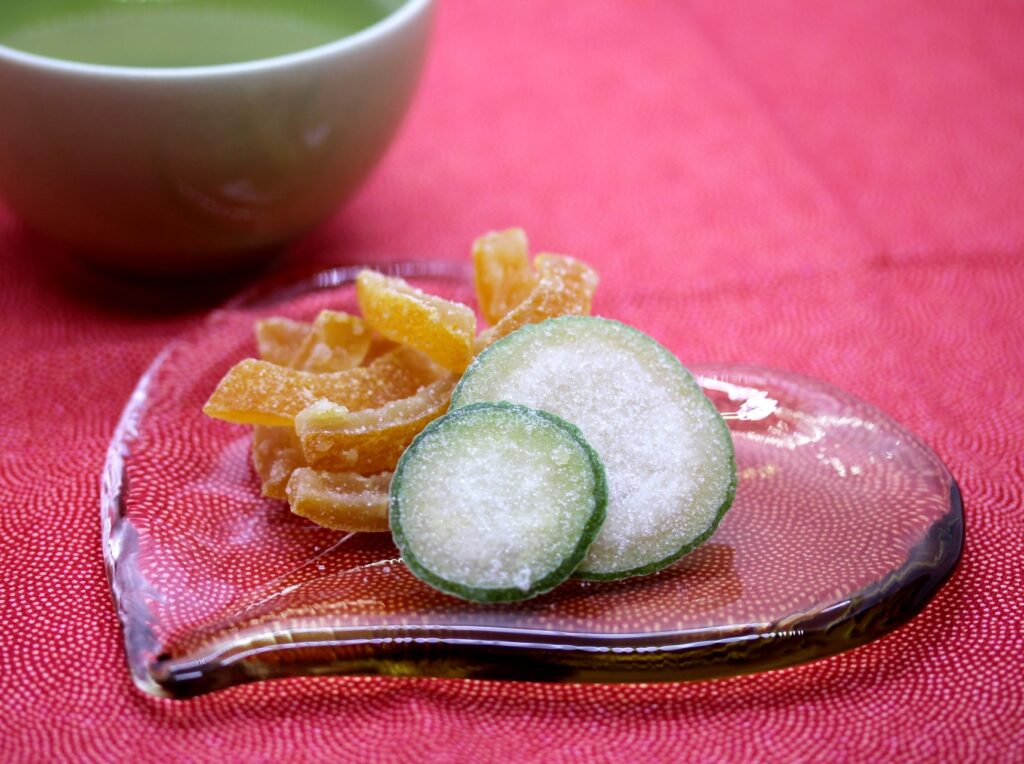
[[0, 0, 395, 67]]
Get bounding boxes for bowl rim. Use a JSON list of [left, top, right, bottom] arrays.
[[0, 0, 432, 80]]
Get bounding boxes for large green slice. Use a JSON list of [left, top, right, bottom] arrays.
[[450, 316, 736, 580], [390, 402, 607, 602]]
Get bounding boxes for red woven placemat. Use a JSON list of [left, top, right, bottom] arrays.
[[1, 1, 1022, 761]]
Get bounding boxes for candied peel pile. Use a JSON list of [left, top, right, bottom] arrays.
[[202, 229, 599, 532]]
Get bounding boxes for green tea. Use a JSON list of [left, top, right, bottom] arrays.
[[0, 0, 395, 68]]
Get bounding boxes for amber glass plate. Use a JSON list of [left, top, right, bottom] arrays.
[[102, 263, 962, 699]]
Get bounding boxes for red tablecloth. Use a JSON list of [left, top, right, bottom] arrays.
[[2, 1, 1022, 761]]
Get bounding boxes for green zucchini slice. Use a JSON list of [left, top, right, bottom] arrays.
[[450, 316, 736, 580], [390, 402, 607, 602]]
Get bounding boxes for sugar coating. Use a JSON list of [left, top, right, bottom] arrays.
[[203, 346, 442, 427], [454, 318, 733, 576], [397, 407, 599, 592]]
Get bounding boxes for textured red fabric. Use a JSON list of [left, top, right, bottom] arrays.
[[1, 1, 1023, 761]]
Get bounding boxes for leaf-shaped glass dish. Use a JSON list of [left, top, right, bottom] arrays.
[[102, 262, 963, 698]]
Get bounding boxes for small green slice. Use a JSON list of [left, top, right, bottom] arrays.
[[450, 316, 736, 581], [390, 402, 607, 602]]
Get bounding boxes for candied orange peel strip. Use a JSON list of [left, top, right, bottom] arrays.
[[474, 253, 599, 352], [289, 310, 372, 372], [356, 270, 476, 373], [286, 468, 392, 532], [252, 426, 307, 499], [295, 376, 456, 474], [362, 333, 400, 364], [472, 228, 536, 325], [255, 317, 311, 366], [203, 345, 444, 427]]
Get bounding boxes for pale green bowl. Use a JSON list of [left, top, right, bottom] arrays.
[[0, 0, 433, 274]]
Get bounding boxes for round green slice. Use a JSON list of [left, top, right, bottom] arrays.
[[390, 402, 607, 602], [450, 316, 736, 581]]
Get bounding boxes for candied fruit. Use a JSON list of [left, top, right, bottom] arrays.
[[204, 227, 606, 547], [356, 270, 476, 373], [474, 254, 599, 352], [295, 376, 456, 474], [286, 468, 392, 532], [290, 310, 372, 372], [472, 228, 536, 325], [362, 333, 400, 364], [252, 426, 306, 499], [255, 317, 311, 366], [203, 346, 445, 426]]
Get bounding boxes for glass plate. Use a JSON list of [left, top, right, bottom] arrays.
[[102, 262, 963, 698]]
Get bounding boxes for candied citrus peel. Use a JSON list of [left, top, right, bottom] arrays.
[[255, 317, 311, 366], [295, 376, 456, 474], [286, 468, 392, 532], [474, 253, 599, 352], [290, 310, 372, 372], [203, 345, 444, 427], [205, 227, 602, 535], [472, 228, 536, 325], [363, 333, 400, 363], [252, 426, 306, 499], [356, 270, 476, 373]]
